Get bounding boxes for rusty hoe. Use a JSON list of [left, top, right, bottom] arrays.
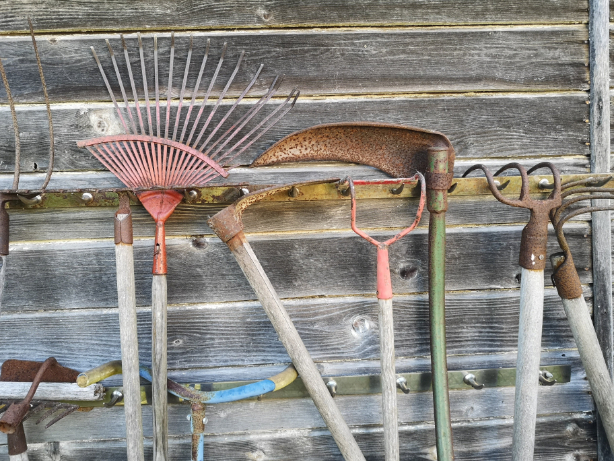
[[208, 179, 367, 461], [0, 20, 54, 312], [252, 122, 456, 460], [0, 358, 95, 461], [348, 175, 426, 461], [549, 176, 614, 448], [77, 32, 297, 461], [462, 162, 562, 460], [79, 361, 298, 461]]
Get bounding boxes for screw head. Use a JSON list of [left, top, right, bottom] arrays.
[[81, 192, 94, 203]]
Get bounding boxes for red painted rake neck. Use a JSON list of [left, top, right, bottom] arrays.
[[137, 190, 183, 275]]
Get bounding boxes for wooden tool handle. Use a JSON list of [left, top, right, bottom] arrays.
[[227, 233, 366, 461], [562, 295, 614, 448], [115, 242, 145, 461], [512, 268, 545, 461], [152, 274, 168, 461], [378, 298, 399, 461]]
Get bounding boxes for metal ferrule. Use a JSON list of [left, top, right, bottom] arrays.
[[426, 147, 452, 214], [114, 194, 133, 245], [550, 253, 583, 300], [519, 210, 549, 271], [207, 204, 243, 244], [0, 199, 9, 257], [153, 221, 167, 275], [7, 423, 27, 456]]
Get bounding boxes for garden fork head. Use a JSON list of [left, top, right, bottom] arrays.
[[549, 176, 614, 299], [462, 162, 562, 270], [347, 174, 426, 299]]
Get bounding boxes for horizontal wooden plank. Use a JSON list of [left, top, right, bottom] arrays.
[[0, 413, 596, 460], [0, 289, 578, 369], [0, 93, 590, 175], [0, 1, 589, 33], [0, 28, 589, 104], [0, 224, 592, 311], [0, 353, 590, 441]]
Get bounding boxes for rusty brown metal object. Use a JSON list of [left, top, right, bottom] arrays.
[[550, 179, 614, 299], [0, 358, 58, 434], [251, 122, 455, 181], [208, 179, 340, 243], [114, 193, 134, 245], [0, 359, 79, 384], [463, 162, 561, 271]]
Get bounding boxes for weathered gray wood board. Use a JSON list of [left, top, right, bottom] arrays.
[[0, 93, 590, 174], [0, 289, 578, 370], [0, 1, 590, 32], [0, 414, 596, 461], [0, 27, 589, 103], [0, 224, 592, 311]]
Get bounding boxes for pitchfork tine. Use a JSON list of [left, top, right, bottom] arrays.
[[187, 42, 227, 146], [28, 18, 54, 190], [172, 35, 193, 142], [0, 59, 21, 190], [121, 34, 145, 135]]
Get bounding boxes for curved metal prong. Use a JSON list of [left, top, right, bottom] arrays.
[[462, 164, 525, 207], [526, 162, 561, 201]]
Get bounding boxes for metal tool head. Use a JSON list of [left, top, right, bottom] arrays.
[[207, 179, 340, 243], [251, 122, 455, 179], [549, 177, 614, 299], [462, 162, 562, 270], [1, 359, 79, 383], [348, 175, 426, 248]]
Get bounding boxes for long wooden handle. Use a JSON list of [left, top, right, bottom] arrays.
[[562, 295, 614, 447], [152, 274, 168, 461], [512, 268, 545, 461], [378, 298, 399, 461], [227, 233, 366, 461], [115, 243, 145, 461]]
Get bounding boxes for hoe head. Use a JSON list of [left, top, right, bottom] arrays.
[[251, 122, 455, 178]]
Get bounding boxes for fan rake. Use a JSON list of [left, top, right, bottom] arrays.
[[77, 32, 297, 461]]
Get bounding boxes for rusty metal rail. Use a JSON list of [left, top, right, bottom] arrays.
[[1, 173, 611, 210]]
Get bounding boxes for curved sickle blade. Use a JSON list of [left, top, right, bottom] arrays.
[[250, 122, 455, 178]]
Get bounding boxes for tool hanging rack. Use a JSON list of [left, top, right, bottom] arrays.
[[1, 172, 611, 209]]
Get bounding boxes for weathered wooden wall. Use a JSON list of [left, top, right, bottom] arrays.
[[0, 1, 608, 459]]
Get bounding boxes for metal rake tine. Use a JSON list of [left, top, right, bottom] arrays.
[[137, 33, 153, 137], [0, 58, 21, 190], [186, 42, 228, 146], [21, 401, 48, 422], [197, 89, 298, 184], [192, 50, 246, 149], [552, 192, 614, 224], [154, 35, 160, 138], [106, 39, 138, 134], [90, 47, 130, 134], [179, 38, 210, 144], [121, 34, 146, 135], [172, 35, 193, 142], [197, 62, 264, 152], [213, 88, 298, 165], [45, 404, 79, 429], [204, 75, 282, 158], [164, 32, 175, 140], [561, 186, 614, 200], [28, 18, 54, 190], [560, 176, 612, 191], [36, 402, 64, 425]]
